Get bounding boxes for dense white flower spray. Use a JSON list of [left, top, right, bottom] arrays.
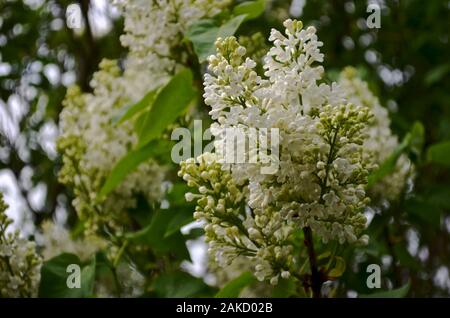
[[58, 0, 232, 234], [39, 221, 106, 262], [58, 60, 165, 235], [0, 193, 42, 297], [337, 67, 413, 202], [180, 19, 374, 286]]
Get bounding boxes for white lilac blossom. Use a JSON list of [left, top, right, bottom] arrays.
[[58, 61, 165, 234], [180, 19, 374, 283], [58, 1, 231, 234], [116, 0, 232, 97], [180, 153, 295, 284], [212, 255, 271, 297], [0, 193, 42, 298], [39, 221, 107, 262], [337, 67, 413, 202]]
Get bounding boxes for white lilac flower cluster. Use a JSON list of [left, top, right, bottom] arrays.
[[39, 221, 106, 262], [58, 60, 165, 234], [338, 67, 413, 202], [181, 19, 375, 283], [180, 153, 295, 283], [0, 194, 42, 297], [58, 0, 231, 234], [212, 255, 271, 297], [116, 0, 232, 98]]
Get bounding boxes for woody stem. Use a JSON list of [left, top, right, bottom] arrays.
[[303, 226, 322, 298]]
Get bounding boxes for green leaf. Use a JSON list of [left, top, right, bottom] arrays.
[[186, 15, 247, 62], [426, 186, 450, 209], [164, 207, 194, 238], [326, 68, 341, 82], [38, 253, 96, 298], [126, 210, 190, 260], [317, 250, 332, 261], [137, 69, 196, 148], [215, 271, 256, 298], [272, 278, 296, 297], [367, 135, 409, 187], [80, 256, 96, 296], [164, 183, 196, 238], [427, 140, 450, 167], [128, 195, 156, 227], [99, 140, 172, 198], [185, 19, 218, 62], [134, 111, 147, 135], [405, 198, 441, 229], [184, 227, 205, 240], [425, 64, 450, 86], [152, 271, 216, 297], [359, 280, 411, 298], [409, 121, 425, 158], [232, 0, 266, 21], [217, 15, 247, 40], [367, 213, 389, 239], [393, 245, 421, 271], [113, 88, 159, 125], [328, 256, 346, 278], [167, 183, 195, 206], [367, 121, 424, 188]]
